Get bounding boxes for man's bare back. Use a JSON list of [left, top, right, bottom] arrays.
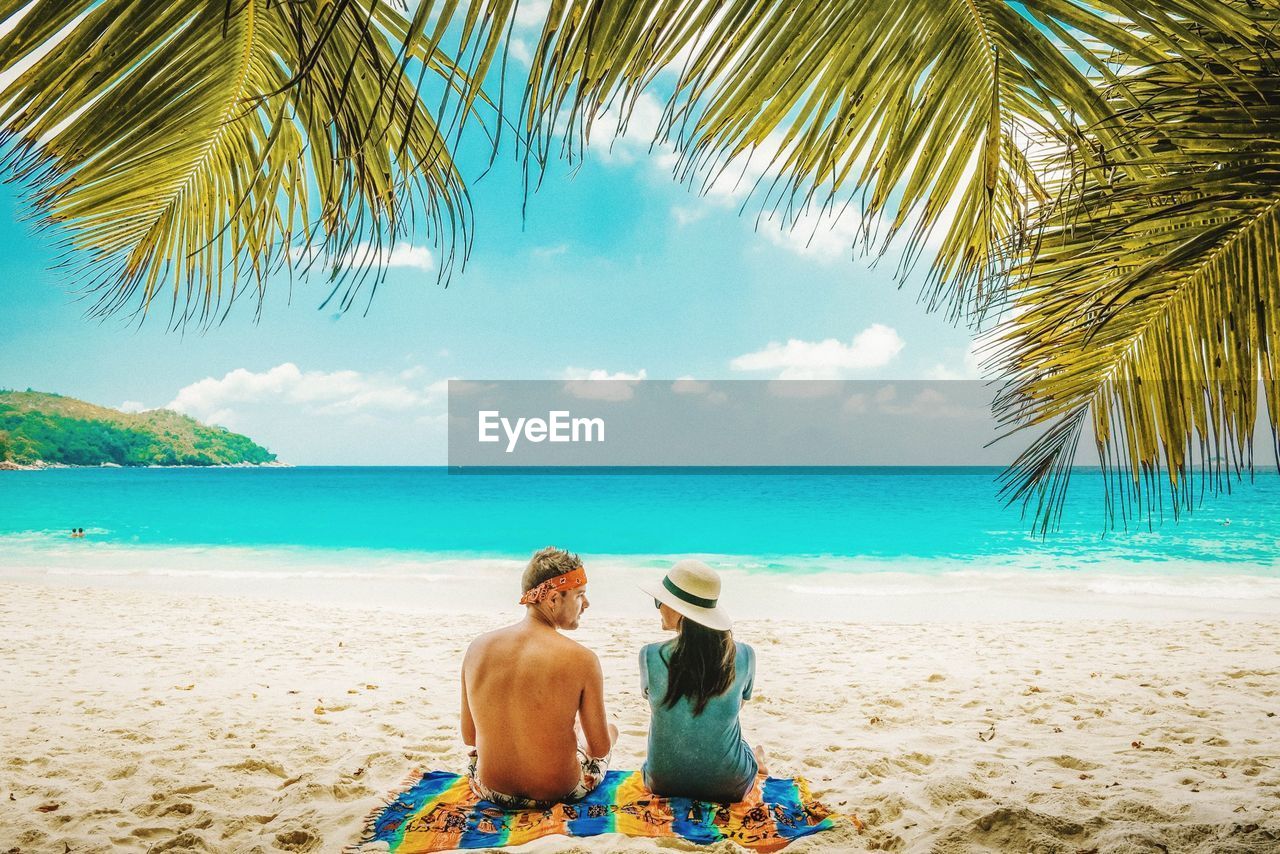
[[461, 548, 617, 803]]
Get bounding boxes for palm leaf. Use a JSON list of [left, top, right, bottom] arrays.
[[405, 0, 1260, 322], [0, 0, 470, 325], [994, 2, 1280, 533]]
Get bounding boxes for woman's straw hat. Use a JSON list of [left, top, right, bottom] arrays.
[[640, 560, 733, 632]]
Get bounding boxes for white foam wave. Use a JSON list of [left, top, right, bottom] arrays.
[[780, 571, 1280, 602], [2, 540, 1278, 609], [40, 566, 459, 582]]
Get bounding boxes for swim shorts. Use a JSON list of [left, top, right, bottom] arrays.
[[466, 748, 610, 809]]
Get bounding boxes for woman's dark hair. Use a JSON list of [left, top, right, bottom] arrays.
[[660, 616, 736, 716]]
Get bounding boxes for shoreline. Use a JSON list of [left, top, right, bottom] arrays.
[[0, 460, 291, 471], [2, 579, 1277, 852], [2, 543, 1278, 624]]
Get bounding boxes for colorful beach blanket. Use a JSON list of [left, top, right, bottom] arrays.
[[351, 770, 840, 852]]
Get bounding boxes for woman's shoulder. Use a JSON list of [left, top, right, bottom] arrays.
[[735, 640, 756, 663], [640, 639, 673, 660]]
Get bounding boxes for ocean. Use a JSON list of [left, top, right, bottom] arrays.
[[2, 467, 1277, 617]]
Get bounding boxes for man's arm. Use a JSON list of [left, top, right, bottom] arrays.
[[577, 651, 613, 759], [460, 658, 476, 747]]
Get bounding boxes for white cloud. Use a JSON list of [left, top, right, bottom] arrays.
[[398, 365, 426, 381], [671, 377, 727, 404], [703, 130, 792, 203], [764, 381, 845, 399], [562, 367, 647, 383], [672, 205, 707, 227], [118, 400, 148, 414], [927, 340, 985, 381], [874, 387, 989, 420], [842, 393, 867, 415], [514, 0, 551, 29], [149, 362, 456, 464], [166, 363, 447, 426], [761, 204, 866, 263], [532, 243, 569, 259], [593, 93, 678, 170], [289, 241, 434, 272], [444, 380, 493, 397], [671, 378, 709, 395], [508, 37, 533, 66], [384, 243, 434, 270], [730, 324, 905, 380], [669, 132, 885, 261], [561, 367, 647, 401]]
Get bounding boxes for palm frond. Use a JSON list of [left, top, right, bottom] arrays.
[[994, 3, 1280, 534], [406, 0, 1261, 322], [0, 0, 470, 326]]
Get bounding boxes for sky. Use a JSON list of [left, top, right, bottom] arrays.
[[0, 11, 984, 465]]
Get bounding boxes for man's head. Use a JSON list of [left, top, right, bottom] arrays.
[[522, 546, 589, 630]]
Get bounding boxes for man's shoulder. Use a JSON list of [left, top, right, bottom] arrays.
[[464, 623, 523, 658], [469, 623, 597, 661], [554, 633, 600, 663], [466, 624, 513, 648]]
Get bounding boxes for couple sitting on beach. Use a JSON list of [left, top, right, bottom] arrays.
[[461, 546, 765, 808]]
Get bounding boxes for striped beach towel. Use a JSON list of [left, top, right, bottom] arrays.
[[351, 769, 841, 852]]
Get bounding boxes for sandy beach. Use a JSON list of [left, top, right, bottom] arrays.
[[2, 578, 1278, 853]]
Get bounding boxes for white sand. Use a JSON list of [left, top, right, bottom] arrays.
[[2, 579, 1279, 853]]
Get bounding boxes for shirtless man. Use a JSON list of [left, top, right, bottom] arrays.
[[461, 546, 619, 807]]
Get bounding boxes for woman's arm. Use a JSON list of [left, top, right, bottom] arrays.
[[638, 646, 650, 699]]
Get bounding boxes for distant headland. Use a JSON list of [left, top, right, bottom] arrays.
[[0, 390, 281, 469]]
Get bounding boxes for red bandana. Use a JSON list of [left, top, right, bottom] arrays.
[[519, 567, 587, 605]]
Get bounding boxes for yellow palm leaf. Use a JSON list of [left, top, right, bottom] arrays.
[[995, 2, 1280, 532], [0, 0, 470, 325]]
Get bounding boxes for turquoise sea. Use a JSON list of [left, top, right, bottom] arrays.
[[0, 467, 1276, 576]]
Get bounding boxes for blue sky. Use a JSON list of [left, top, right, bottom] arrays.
[[0, 29, 982, 464]]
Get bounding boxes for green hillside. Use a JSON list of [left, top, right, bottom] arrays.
[[0, 390, 276, 467]]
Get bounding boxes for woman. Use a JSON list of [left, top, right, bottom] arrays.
[[638, 560, 768, 803]]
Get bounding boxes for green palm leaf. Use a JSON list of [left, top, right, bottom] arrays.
[[994, 3, 1280, 533], [408, 0, 1258, 321], [0, 0, 469, 325]]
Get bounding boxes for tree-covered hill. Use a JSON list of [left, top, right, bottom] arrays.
[[0, 390, 276, 467]]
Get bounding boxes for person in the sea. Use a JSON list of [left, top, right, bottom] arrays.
[[638, 560, 767, 803], [460, 546, 618, 808]]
